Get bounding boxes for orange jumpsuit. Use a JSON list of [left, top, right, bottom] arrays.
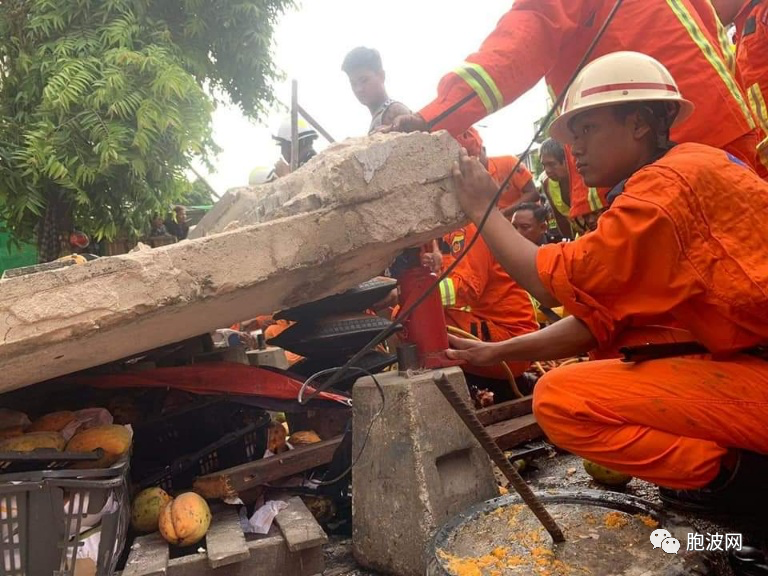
[[441, 224, 539, 379], [532, 143, 768, 489], [419, 0, 760, 216], [487, 156, 536, 211], [734, 0, 768, 177]]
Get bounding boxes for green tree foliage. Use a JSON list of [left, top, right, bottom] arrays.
[[0, 0, 292, 261]]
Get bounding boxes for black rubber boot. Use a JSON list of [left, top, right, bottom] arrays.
[[730, 546, 768, 576], [658, 451, 768, 517]]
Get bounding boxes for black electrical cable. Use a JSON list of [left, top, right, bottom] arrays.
[[299, 0, 627, 404], [295, 366, 385, 486]]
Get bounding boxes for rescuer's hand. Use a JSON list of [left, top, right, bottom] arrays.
[[445, 334, 504, 366], [421, 251, 443, 275], [451, 147, 499, 222], [377, 113, 429, 134]]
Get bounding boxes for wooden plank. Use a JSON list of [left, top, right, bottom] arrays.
[[193, 436, 342, 499], [486, 414, 542, 451], [274, 497, 328, 552], [122, 533, 169, 576], [167, 529, 324, 576], [205, 506, 250, 569], [476, 396, 533, 426]]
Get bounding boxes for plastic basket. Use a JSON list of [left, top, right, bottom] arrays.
[[0, 459, 129, 576], [130, 399, 270, 492]]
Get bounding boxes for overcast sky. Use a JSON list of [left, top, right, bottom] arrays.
[[199, 0, 549, 196]]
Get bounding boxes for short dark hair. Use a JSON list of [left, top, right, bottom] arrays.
[[540, 138, 565, 164], [342, 47, 383, 74], [513, 202, 549, 223], [612, 101, 677, 141]]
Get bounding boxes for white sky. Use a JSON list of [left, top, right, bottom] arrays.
[[199, 0, 549, 196]]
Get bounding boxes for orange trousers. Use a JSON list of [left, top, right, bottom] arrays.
[[533, 353, 768, 489], [444, 308, 532, 380]]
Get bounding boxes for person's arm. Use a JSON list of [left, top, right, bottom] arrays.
[[446, 314, 596, 364], [381, 102, 412, 127], [396, 1, 585, 136], [452, 150, 557, 305], [439, 230, 490, 307]]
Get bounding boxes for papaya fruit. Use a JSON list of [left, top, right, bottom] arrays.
[[66, 424, 132, 468], [28, 411, 77, 433], [131, 487, 173, 533], [583, 459, 633, 487], [0, 432, 66, 452], [0, 426, 26, 441], [289, 430, 322, 446], [158, 492, 211, 547]]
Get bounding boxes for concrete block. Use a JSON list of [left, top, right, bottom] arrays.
[[0, 132, 465, 392], [190, 131, 461, 236], [246, 347, 289, 370], [352, 367, 498, 576]]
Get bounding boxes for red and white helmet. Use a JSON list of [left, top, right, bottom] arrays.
[[549, 51, 694, 144]]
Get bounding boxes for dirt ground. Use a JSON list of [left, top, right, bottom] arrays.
[[322, 446, 764, 576]]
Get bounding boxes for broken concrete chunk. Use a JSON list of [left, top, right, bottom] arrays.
[[0, 132, 464, 392], [190, 131, 460, 238]]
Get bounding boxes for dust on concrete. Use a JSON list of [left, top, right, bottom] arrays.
[[322, 447, 761, 575]]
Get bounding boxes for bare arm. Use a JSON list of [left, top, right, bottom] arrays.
[[452, 151, 559, 306], [446, 315, 597, 364], [381, 102, 413, 127]]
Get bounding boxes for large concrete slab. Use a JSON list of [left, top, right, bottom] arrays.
[[0, 132, 464, 392], [190, 131, 459, 236]]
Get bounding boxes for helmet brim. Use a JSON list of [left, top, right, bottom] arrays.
[[549, 97, 694, 145]]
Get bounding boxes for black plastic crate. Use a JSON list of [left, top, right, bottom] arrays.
[[0, 459, 129, 576], [130, 399, 270, 492]]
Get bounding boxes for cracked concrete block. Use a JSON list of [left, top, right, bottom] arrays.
[[190, 131, 460, 237], [0, 132, 464, 392], [352, 367, 498, 576]]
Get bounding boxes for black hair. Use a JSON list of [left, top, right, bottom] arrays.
[[513, 202, 549, 223], [612, 101, 679, 148], [540, 138, 566, 164], [342, 47, 383, 74]]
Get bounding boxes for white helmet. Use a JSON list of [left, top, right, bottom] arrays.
[[549, 51, 694, 144], [248, 166, 276, 186], [273, 116, 318, 143]]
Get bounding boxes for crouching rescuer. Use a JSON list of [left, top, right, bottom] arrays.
[[446, 51, 768, 514]]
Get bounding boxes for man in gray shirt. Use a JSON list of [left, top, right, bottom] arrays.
[[341, 47, 411, 135]]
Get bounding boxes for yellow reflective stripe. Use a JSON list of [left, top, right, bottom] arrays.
[[587, 187, 603, 211], [665, 0, 755, 129], [547, 180, 570, 216], [454, 63, 503, 114], [439, 278, 456, 307], [747, 83, 768, 134]]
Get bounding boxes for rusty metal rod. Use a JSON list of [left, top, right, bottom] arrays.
[[432, 371, 565, 543]]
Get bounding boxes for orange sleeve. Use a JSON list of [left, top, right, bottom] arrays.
[[511, 158, 534, 191], [419, 0, 588, 135], [446, 237, 491, 306], [535, 172, 698, 347]]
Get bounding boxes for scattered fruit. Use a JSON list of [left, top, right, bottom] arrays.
[[131, 487, 173, 533], [158, 492, 211, 546], [289, 430, 322, 446], [66, 424, 132, 468], [267, 421, 288, 454], [28, 411, 77, 433], [583, 460, 632, 486], [0, 432, 66, 452]]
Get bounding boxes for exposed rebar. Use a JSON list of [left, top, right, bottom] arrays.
[[433, 371, 565, 543]]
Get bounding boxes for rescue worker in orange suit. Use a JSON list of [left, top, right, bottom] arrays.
[[445, 52, 768, 517], [438, 223, 539, 389], [386, 0, 762, 221], [713, 0, 768, 178]]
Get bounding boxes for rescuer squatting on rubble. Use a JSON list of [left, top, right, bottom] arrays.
[[444, 51, 768, 516]]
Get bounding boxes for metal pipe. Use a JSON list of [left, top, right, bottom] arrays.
[[296, 103, 336, 143], [290, 80, 299, 172], [432, 371, 565, 543]]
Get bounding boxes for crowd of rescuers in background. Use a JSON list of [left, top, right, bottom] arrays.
[[238, 46, 591, 403], [148, 205, 190, 241], [229, 0, 768, 558]]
